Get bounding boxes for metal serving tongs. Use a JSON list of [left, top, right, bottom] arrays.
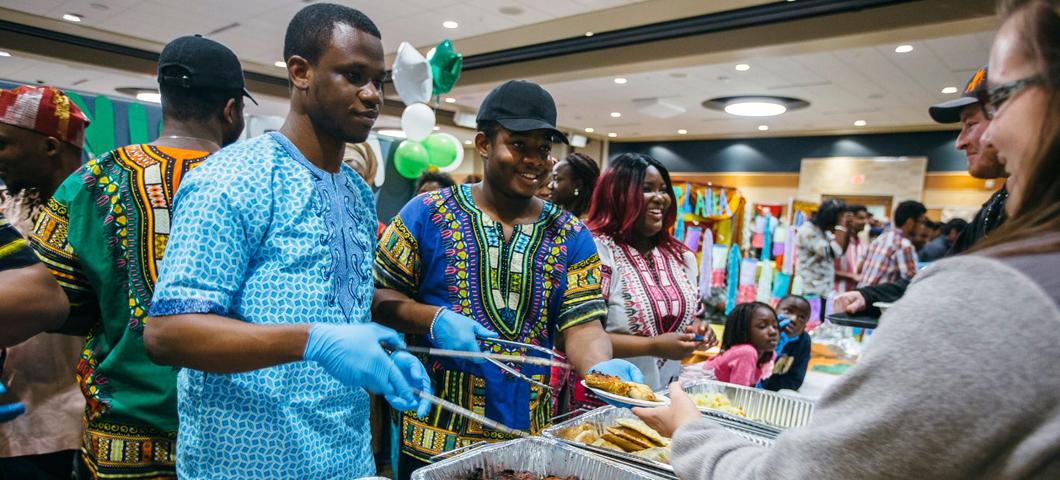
[[479, 337, 568, 391], [481, 337, 566, 359], [413, 389, 530, 439]]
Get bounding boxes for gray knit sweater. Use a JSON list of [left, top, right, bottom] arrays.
[[671, 249, 1060, 479]]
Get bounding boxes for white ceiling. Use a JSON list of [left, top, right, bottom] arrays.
[[442, 30, 995, 139], [0, 49, 293, 117], [0, 0, 996, 141], [0, 0, 647, 66]]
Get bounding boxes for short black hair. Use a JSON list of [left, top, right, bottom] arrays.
[[477, 120, 502, 142], [416, 171, 456, 191], [159, 73, 242, 122], [894, 200, 927, 228], [944, 218, 969, 235], [777, 295, 811, 317], [722, 301, 776, 350], [284, 3, 380, 64], [813, 199, 847, 231], [846, 204, 868, 215]]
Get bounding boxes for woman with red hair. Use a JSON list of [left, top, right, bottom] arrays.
[[566, 153, 713, 408]]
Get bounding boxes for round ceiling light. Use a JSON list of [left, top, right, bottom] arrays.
[[702, 95, 809, 117]]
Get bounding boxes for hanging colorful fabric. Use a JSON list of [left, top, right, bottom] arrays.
[[706, 188, 715, 216], [698, 229, 714, 298], [719, 188, 731, 216], [760, 213, 774, 261], [737, 258, 757, 304], [724, 244, 741, 315], [683, 225, 702, 253], [756, 260, 775, 303], [782, 225, 797, 274], [711, 244, 728, 286], [772, 272, 792, 299]]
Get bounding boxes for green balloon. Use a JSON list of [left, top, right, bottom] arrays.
[[394, 140, 430, 179], [429, 39, 463, 95], [423, 133, 457, 168]]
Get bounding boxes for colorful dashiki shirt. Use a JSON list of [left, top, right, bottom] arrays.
[[375, 184, 606, 461], [30, 144, 208, 478], [592, 236, 700, 390], [147, 133, 377, 479]]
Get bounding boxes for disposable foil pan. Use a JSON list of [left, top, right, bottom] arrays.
[[676, 380, 815, 432], [410, 437, 668, 480], [542, 405, 774, 477]]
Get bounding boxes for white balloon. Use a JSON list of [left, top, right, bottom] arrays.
[[437, 133, 465, 173], [391, 42, 433, 105], [401, 103, 436, 142], [366, 133, 385, 187]]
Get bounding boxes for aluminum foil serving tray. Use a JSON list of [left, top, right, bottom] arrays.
[[542, 406, 775, 478], [676, 380, 815, 433], [410, 437, 669, 480]]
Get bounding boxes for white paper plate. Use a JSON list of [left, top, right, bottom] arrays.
[[580, 380, 671, 408]]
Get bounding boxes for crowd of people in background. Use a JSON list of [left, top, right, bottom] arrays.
[[0, 0, 1057, 479]]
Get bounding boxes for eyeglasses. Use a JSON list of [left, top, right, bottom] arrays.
[[978, 74, 1042, 119]]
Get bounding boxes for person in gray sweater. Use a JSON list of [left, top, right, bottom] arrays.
[[633, 1, 1060, 477]]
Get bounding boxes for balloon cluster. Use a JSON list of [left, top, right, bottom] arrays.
[[390, 39, 465, 179]]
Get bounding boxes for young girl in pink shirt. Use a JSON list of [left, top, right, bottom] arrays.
[[703, 302, 780, 387]]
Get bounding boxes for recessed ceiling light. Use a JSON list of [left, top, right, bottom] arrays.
[[610, 112, 621, 118], [607, 132, 617, 138], [0, 51, 10, 58], [442, 20, 459, 29], [584, 127, 594, 133], [724, 101, 786, 117], [613, 77, 627, 85], [677, 129, 687, 135], [62, 13, 83, 22], [377, 129, 407, 139], [941, 86, 958, 94], [444, 97, 456, 103], [854, 120, 867, 126], [135, 92, 161, 103], [432, 126, 441, 131], [704, 96, 808, 117], [758, 125, 769, 131], [894, 44, 914, 53], [735, 64, 750, 71], [273, 60, 286, 68], [464, 140, 472, 145], [585, 31, 594, 37]]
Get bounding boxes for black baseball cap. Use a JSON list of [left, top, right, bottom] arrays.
[[928, 66, 987, 123], [476, 80, 568, 144], [157, 35, 257, 105]]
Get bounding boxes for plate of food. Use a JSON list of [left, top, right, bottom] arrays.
[[689, 392, 747, 417], [556, 418, 672, 465], [581, 372, 670, 407]]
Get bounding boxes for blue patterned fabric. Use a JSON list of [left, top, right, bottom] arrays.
[[149, 132, 377, 479]]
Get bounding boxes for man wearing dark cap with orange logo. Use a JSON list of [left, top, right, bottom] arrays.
[[19, 35, 248, 478], [835, 66, 1011, 314], [0, 84, 87, 479]]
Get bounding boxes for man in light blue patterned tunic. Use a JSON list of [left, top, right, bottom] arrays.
[[143, 5, 430, 478]]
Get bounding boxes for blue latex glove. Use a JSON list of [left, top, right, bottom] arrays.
[[390, 351, 432, 417], [0, 382, 25, 423], [428, 308, 498, 361], [589, 359, 647, 407], [775, 317, 794, 355], [303, 323, 418, 410]]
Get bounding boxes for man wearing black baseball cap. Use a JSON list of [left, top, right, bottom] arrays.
[[835, 66, 1011, 314], [374, 79, 643, 478], [19, 34, 248, 478]]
